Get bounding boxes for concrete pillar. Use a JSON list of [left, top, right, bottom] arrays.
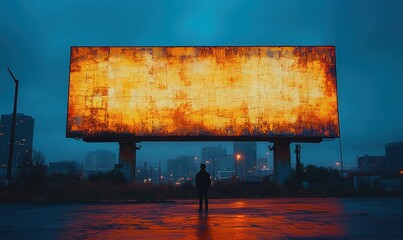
[[273, 142, 291, 183], [118, 142, 140, 183]]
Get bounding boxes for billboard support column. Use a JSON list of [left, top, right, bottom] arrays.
[[273, 142, 291, 183], [295, 144, 303, 188], [118, 142, 140, 183]]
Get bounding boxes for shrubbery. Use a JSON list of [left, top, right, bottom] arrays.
[[1, 160, 402, 203]]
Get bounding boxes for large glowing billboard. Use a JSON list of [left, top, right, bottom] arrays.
[[67, 46, 339, 142]]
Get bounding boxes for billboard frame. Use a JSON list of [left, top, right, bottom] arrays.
[[66, 45, 339, 143]]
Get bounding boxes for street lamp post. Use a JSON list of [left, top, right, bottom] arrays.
[[6, 68, 19, 184], [236, 154, 240, 179], [212, 157, 215, 181]]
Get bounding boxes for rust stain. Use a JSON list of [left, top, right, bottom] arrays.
[[67, 46, 339, 139]]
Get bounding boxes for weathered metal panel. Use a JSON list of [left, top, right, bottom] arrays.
[[67, 46, 339, 142]]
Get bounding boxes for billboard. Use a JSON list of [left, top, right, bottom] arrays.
[[67, 46, 339, 142]]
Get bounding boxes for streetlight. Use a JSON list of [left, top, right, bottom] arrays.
[[236, 154, 241, 179], [6, 67, 19, 184], [212, 157, 215, 181]]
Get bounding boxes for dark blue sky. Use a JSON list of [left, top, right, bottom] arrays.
[[1, 0, 402, 169]]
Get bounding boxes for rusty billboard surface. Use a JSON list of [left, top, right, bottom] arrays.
[[67, 46, 339, 141]]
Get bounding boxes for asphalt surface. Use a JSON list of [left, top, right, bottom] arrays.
[[1, 198, 403, 239]]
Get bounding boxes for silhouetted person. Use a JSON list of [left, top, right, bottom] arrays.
[[196, 163, 211, 212]]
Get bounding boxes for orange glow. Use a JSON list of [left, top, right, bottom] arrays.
[[67, 46, 339, 141], [61, 199, 346, 239]]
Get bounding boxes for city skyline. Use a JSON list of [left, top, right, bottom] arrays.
[[0, 113, 34, 176], [1, 1, 403, 170]]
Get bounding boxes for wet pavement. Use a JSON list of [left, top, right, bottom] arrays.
[[1, 198, 403, 239]]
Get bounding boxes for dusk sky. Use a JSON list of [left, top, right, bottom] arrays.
[[1, 0, 402, 170]]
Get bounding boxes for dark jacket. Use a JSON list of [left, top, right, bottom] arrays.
[[196, 169, 211, 192]]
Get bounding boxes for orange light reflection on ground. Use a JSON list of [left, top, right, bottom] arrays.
[[67, 46, 339, 139], [60, 199, 345, 240]]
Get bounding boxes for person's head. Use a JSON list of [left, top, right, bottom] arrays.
[[200, 164, 206, 170]]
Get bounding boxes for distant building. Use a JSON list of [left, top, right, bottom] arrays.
[[256, 158, 268, 170], [201, 145, 226, 172], [385, 141, 403, 176], [201, 145, 227, 179], [216, 154, 235, 179], [0, 113, 34, 176], [357, 154, 386, 173], [84, 149, 116, 174], [167, 156, 196, 183], [256, 157, 270, 176], [233, 142, 257, 178], [136, 162, 161, 184], [149, 165, 161, 183], [48, 161, 80, 174]]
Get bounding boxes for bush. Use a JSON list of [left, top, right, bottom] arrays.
[[13, 151, 47, 194], [88, 169, 126, 185]]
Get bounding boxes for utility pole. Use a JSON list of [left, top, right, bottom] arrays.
[[144, 162, 147, 183], [6, 67, 19, 185], [212, 157, 215, 181], [295, 144, 303, 189], [149, 165, 152, 183], [158, 162, 161, 184], [339, 138, 344, 185]]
